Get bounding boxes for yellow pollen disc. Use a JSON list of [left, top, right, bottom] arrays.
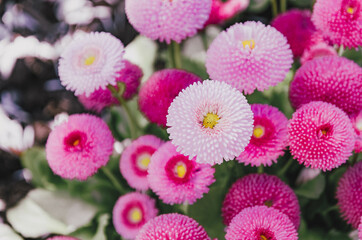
[[84, 56, 96, 66], [140, 157, 151, 168], [176, 164, 187, 178], [253, 126, 264, 138], [347, 7, 355, 14], [357, 121, 362, 131], [73, 139, 80, 146], [203, 113, 219, 129], [260, 235, 268, 240], [264, 200, 273, 207], [321, 129, 327, 135], [242, 39, 255, 49], [129, 208, 142, 223]]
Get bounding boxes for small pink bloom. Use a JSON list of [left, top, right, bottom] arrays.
[[300, 41, 337, 64], [350, 110, 362, 153], [205, 0, 249, 26]]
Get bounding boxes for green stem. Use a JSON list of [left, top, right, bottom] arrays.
[[270, 0, 278, 18], [101, 167, 125, 194], [201, 31, 209, 51], [257, 165, 264, 174], [322, 205, 339, 215], [281, 0, 287, 13], [278, 158, 294, 176], [338, 45, 344, 56], [180, 202, 189, 215], [169, 41, 182, 69]]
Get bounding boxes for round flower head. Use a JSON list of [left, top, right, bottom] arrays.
[[139, 69, 201, 127], [113, 192, 158, 239], [120, 135, 164, 191], [136, 213, 211, 240], [288, 101, 355, 171], [167, 80, 254, 165], [300, 41, 337, 64], [47, 237, 79, 240], [312, 0, 362, 48], [271, 9, 316, 57], [336, 161, 362, 228], [46, 114, 114, 180], [147, 142, 215, 204], [78, 60, 143, 113], [225, 206, 298, 240], [125, 0, 212, 44], [206, 21, 293, 94], [350, 110, 362, 153], [58, 32, 125, 96], [290, 56, 362, 115], [222, 173, 300, 228], [237, 104, 288, 167], [205, 0, 250, 26]]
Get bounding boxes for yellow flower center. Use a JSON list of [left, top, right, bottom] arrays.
[[137, 154, 151, 171], [242, 39, 255, 49], [129, 208, 142, 223], [175, 163, 187, 178], [347, 7, 355, 14], [260, 235, 268, 240], [84, 56, 96, 66], [253, 126, 264, 138], [357, 120, 362, 131], [203, 113, 219, 129], [73, 139, 80, 146], [321, 129, 327, 135]]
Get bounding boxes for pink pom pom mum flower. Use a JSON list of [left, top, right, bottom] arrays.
[[113, 192, 158, 239], [46, 114, 114, 180], [271, 9, 316, 57], [125, 0, 212, 44], [312, 0, 362, 48], [47, 237, 79, 240], [139, 69, 202, 127], [222, 173, 300, 228], [136, 213, 211, 240], [148, 142, 215, 204], [350, 110, 362, 153], [336, 161, 362, 228], [288, 101, 355, 171], [237, 104, 289, 167], [225, 206, 298, 240], [78, 60, 143, 113], [58, 32, 125, 96], [206, 21, 293, 94], [167, 80, 254, 165], [290, 56, 362, 115], [120, 135, 164, 191], [205, 0, 250, 26]]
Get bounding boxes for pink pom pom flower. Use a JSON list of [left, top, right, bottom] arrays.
[[288, 101, 355, 171], [290, 56, 362, 115], [47, 237, 79, 240], [336, 161, 362, 228], [205, 0, 249, 26], [136, 213, 211, 240], [120, 135, 164, 191], [225, 206, 298, 240], [206, 21, 293, 94], [112, 192, 158, 239], [139, 69, 202, 127], [237, 104, 288, 167], [46, 114, 114, 180], [222, 173, 300, 228], [300, 41, 337, 64], [125, 0, 212, 44], [147, 142, 215, 204], [167, 80, 254, 165], [271, 9, 316, 57], [58, 32, 125, 96], [350, 110, 362, 153], [312, 0, 362, 48], [78, 60, 143, 113]]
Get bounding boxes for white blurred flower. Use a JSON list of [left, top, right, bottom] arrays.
[[49, 112, 69, 130], [0, 107, 34, 155], [2, 3, 38, 31], [0, 223, 23, 240], [296, 168, 321, 185], [113, 138, 132, 155]]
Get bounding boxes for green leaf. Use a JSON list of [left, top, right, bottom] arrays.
[[294, 174, 326, 199], [325, 229, 352, 240], [248, 0, 270, 13]]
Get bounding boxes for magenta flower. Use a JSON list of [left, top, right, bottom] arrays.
[[78, 60, 143, 113], [290, 56, 362, 116], [58, 32, 125, 96], [136, 213, 211, 240], [139, 69, 201, 127], [206, 21, 293, 94], [47, 237, 79, 240], [300, 41, 337, 64], [222, 173, 300, 228], [205, 0, 249, 26], [288, 101, 355, 171], [350, 110, 362, 153], [147, 142, 215, 204], [225, 206, 298, 240], [120, 135, 164, 191], [271, 9, 316, 57], [113, 192, 158, 239], [167, 80, 254, 165], [46, 114, 114, 180], [312, 0, 362, 48], [125, 0, 212, 43], [237, 104, 288, 167], [336, 161, 362, 228]]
